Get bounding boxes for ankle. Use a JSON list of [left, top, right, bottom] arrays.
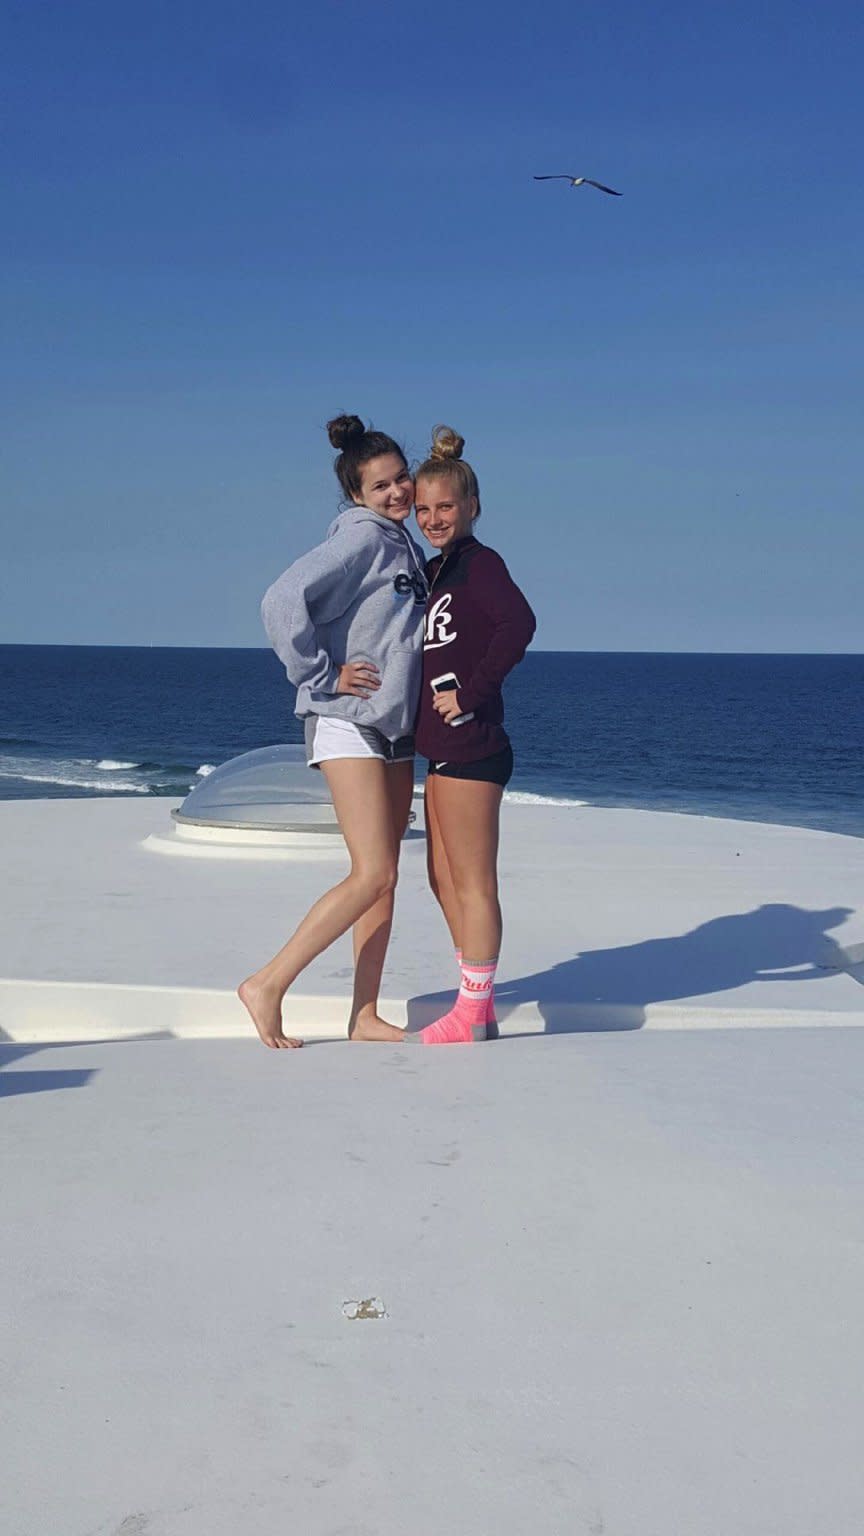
[[245, 973, 284, 1003]]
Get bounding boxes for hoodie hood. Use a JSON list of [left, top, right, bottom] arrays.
[[326, 505, 427, 587], [326, 505, 409, 542]]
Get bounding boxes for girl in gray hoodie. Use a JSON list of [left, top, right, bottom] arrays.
[[238, 415, 427, 1049]]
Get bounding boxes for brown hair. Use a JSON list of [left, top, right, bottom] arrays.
[[326, 414, 407, 503], [415, 425, 481, 517]]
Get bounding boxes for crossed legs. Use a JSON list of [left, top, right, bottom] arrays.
[[347, 760, 414, 1040], [239, 757, 414, 1048]]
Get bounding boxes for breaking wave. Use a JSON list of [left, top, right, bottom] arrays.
[[413, 782, 587, 808], [504, 790, 588, 807], [0, 752, 216, 798], [0, 761, 150, 793], [0, 747, 586, 808]]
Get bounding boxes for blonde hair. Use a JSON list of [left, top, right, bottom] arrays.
[[415, 425, 481, 517]]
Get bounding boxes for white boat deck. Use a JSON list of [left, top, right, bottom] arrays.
[[2, 798, 863, 1533], [1, 796, 863, 1040], [3, 1028, 864, 1534]]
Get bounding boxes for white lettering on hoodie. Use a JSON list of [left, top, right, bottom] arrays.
[[425, 593, 457, 651]]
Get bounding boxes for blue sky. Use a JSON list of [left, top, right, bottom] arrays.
[[3, 0, 862, 650]]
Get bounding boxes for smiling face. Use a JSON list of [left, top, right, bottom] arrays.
[[414, 473, 478, 552], [355, 453, 414, 522]]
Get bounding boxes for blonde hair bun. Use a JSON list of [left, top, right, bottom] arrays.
[[429, 424, 465, 462], [417, 424, 481, 516], [327, 414, 366, 451]]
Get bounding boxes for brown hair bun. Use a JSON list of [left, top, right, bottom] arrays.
[[327, 414, 366, 451], [429, 424, 465, 462], [325, 415, 407, 503]]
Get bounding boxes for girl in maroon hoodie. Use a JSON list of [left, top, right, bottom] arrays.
[[412, 427, 536, 1044]]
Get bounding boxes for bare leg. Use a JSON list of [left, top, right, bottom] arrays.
[[426, 777, 503, 961], [238, 759, 405, 1049], [426, 773, 500, 1036], [414, 777, 504, 1044], [424, 774, 463, 949], [349, 760, 415, 1041]]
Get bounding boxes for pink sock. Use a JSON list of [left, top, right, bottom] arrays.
[[456, 949, 497, 1033], [419, 959, 498, 1045]]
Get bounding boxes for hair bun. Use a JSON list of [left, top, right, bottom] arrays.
[[327, 414, 366, 451], [429, 424, 465, 461]]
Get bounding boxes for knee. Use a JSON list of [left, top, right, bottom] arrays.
[[377, 864, 399, 901], [452, 873, 499, 907], [356, 862, 398, 904]]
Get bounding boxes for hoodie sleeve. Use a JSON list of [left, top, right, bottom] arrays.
[[261, 536, 359, 694], [457, 549, 536, 714]]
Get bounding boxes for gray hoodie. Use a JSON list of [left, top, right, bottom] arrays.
[[261, 507, 428, 740]]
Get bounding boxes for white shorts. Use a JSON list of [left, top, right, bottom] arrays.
[[304, 715, 415, 767]]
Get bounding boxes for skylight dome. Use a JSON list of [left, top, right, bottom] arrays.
[[174, 744, 335, 832], [141, 744, 344, 859]]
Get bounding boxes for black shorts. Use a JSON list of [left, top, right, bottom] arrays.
[[426, 743, 513, 788]]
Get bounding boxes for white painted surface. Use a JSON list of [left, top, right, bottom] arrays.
[[143, 827, 347, 859], [4, 978, 864, 1044], [1, 797, 863, 1042], [2, 1032, 863, 1534]]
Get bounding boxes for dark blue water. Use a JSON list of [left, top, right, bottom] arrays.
[[1, 646, 862, 837]]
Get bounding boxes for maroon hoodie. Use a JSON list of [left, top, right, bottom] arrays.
[[415, 536, 536, 763]]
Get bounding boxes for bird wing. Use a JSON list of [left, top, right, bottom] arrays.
[[533, 175, 575, 181], [584, 179, 622, 196]]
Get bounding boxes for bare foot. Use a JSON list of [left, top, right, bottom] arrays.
[[349, 1012, 407, 1043], [238, 978, 303, 1049]]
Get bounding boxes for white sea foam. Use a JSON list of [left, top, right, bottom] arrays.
[[412, 780, 587, 808], [0, 754, 150, 794], [0, 752, 586, 806], [0, 767, 150, 793], [504, 790, 589, 808]]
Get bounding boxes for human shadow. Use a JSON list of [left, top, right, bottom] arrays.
[[0, 1032, 175, 1097], [406, 904, 856, 1035], [0, 1068, 98, 1098]]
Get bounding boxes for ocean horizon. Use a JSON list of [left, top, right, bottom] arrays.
[[1, 644, 862, 838]]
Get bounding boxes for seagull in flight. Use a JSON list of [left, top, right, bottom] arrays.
[[534, 175, 622, 196]]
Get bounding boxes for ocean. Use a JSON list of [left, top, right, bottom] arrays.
[[1, 646, 862, 838]]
